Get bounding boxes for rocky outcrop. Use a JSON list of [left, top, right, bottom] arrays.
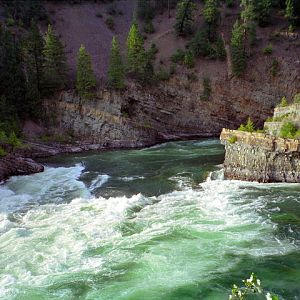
[[220, 129, 300, 183], [0, 155, 44, 182]]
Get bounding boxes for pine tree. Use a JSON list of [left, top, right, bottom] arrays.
[[174, 0, 197, 36], [285, 0, 295, 28], [42, 24, 67, 94], [126, 22, 146, 76], [23, 21, 44, 116], [108, 37, 125, 89], [253, 0, 272, 26], [137, 0, 154, 20], [76, 44, 97, 99], [203, 0, 219, 39], [231, 21, 246, 76]]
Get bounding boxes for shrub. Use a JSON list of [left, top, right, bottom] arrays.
[[105, 17, 114, 30], [228, 135, 237, 144], [170, 49, 185, 64], [144, 19, 155, 34], [188, 27, 212, 58], [156, 68, 170, 81], [6, 17, 15, 26], [8, 132, 22, 148], [0, 146, 6, 157], [201, 77, 212, 101], [278, 96, 288, 107], [0, 131, 7, 143], [96, 12, 103, 18], [293, 93, 300, 104], [215, 37, 226, 60], [280, 122, 297, 138], [270, 59, 279, 76], [238, 117, 255, 133], [184, 51, 195, 68], [263, 44, 273, 55]]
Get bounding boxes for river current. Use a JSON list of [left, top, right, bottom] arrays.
[[0, 139, 299, 299]]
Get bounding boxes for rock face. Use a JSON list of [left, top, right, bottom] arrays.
[[220, 129, 300, 183], [0, 155, 44, 182]]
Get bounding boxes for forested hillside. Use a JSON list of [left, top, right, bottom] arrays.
[[0, 0, 299, 146]]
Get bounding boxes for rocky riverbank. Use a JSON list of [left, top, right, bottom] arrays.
[[220, 128, 300, 183]]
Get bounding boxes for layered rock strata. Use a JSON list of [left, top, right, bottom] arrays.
[[220, 129, 300, 183]]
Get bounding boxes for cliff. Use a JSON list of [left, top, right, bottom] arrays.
[[220, 129, 300, 183]]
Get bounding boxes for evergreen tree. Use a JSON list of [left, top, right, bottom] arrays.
[[126, 22, 146, 76], [42, 24, 67, 94], [0, 27, 26, 118], [23, 21, 44, 116], [76, 44, 97, 99], [253, 0, 272, 26], [174, 0, 197, 36], [285, 0, 295, 27], [230, 21, 246, 76], [137, 0, 154, 20], [203, 0, 219, 39], [108, 37, 125, 89]]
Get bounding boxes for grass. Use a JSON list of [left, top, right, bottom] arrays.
[[0, 146, 7, 157], [228, 135, 237, 144]]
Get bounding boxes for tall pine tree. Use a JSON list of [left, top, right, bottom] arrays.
[[42, 24, 67, 94], [203, 0, 219, 40], [23, 21, 44, 116], [174, 0, 196, 36], [126, 22, 146, 76], [231, 21, 246, 76], [108, 37, 124, 89], [76, 44, 97, 99]]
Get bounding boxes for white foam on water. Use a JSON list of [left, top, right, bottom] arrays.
[[89, 174, 111, 191], [0, 165, 299, 299], [119, 176, 145, 182]]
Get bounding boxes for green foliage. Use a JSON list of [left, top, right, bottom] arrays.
[[184, 51, 195, 68], [42, 25, 68, 94], [263, 44, 273, 54], [170, 49, 186, 63], [201, 77, 212, 101], [228, 135, 237, 144], [3, 0, 46, 28], [174, 0, 197, 36], [156, 68, 170, 81], [215, 36, 226, 60], [0, 28, 25, 126], [6, 17, 15, 26], [148, 43, 158, 60], [278, 96, 288, 107], [137, 0, 154, 20], [76, 44, 97, 98], [229, 273, 279, 300], [7, 132, 22, 148], [108, 37, 125, 89], [23, 21, 45, 117], [126, 22, 146, 77], [285, 0, 295, 25], [248, 23, 257, 47], [231, 21, 246, 76], [270, 59, 279, 76], [280, 121, 297, 138], [0, 146, 7, 157], [238, 117, 255, 132], [188, 26, 213, 57], [293, 93, 300, 103], [144, 19, 155, 34], [105, 17, 115, 30], [254, 0, 273, 26], [203, 0, 219, 25]]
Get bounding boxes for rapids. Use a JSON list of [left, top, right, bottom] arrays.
[[0, 139, 299, 299]]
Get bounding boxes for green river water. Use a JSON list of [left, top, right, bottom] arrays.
[[0, 139, 299, 299]]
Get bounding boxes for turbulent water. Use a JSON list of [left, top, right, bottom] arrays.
[[0, 139, 300, 300]]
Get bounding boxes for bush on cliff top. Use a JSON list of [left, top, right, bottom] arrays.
[[280, 122, 298, 139], [238, 117, 255, 133]]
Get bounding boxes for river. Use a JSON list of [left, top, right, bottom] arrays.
[[0, 139, 299, 299]]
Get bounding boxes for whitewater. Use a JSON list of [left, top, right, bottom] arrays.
[[0, 139, 299, 300]]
